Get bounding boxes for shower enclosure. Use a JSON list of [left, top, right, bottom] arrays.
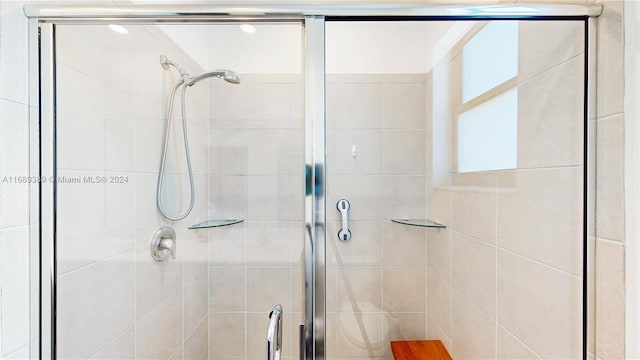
[[28, 4, 600, 360]]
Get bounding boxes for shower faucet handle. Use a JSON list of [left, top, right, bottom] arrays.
[[337, 199, 351, 242], [151, 226, 177, 261], [159, 238, 176, 260]]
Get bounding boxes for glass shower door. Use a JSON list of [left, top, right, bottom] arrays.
[[53, 22, 305, 359], [324, 19, 586, 359]]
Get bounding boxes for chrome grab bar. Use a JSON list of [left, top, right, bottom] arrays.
[[337, 199, 351, 241], [266, 304, 283, 360]]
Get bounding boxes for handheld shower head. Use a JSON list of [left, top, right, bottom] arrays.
[[223, 70, 240, 84], [159, 55, 240, 85]]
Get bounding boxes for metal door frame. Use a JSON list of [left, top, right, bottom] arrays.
[[28, 3, 601, 359]]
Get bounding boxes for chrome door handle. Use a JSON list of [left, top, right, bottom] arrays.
[[337, 199, 351, 241], [267, 304, 283, 360]]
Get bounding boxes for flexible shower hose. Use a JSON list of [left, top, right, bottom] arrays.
[[156, 80, 196, 221]]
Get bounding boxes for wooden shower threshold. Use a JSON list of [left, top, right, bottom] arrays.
[[391, 340, 452, 360]]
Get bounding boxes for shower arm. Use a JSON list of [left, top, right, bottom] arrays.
[[160, 55, 191, 82]]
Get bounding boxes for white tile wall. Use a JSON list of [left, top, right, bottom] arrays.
[[54, 23, 212, 359], [426, 19, 587, 360], [207, 73, 305, 360], [593, 2, 627, 359], [326, 74, 428, 359], [1, 1, 31, 358], [0, 4, 629, 360]]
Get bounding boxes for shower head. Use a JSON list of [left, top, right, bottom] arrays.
[[223, 71, 240, 84], [186, 70, 240, 86], [160, 55, 239, 86]]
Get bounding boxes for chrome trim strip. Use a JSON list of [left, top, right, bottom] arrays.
[[303, 15, 326, 360], [28, 17, 41, 360], [24, 3, 603, 19], [37, 22, 55, 360], [585, 16, 598, 360]]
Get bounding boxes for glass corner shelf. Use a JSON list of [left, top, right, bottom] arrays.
[[391, 219, 447, 229], [189, 219, 244, 229]]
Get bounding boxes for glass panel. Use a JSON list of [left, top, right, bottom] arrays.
[[54, 22, 304, 359], [326, 19, 585, 359]]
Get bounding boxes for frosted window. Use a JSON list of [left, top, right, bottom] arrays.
[[462, 22, 519, 102], [457, 89, 518, 172]]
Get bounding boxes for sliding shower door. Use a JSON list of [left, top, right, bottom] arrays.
[[53, 22, 305, 359], [39, 11, 593, 360], [324, 19, 587, 359]]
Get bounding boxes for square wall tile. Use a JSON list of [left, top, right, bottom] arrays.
[[497, 325, 539, 360], [382, 130, 427, 175], [426, 174, 452, 227], [452, 231, 496, 317], [337, 313, 384, 357], [210, 266, 245, 312], [382, 175, 426, 220], [0, 1, 29, 104], [55, 66, 106, 171], [91, 328, 135, 360], [451, 172, 496, 243], [104, 118, 135, 172], [497, 250, 581, 359], [383, 83, 426, 129], [596, 0, 624, 118], [336, 266, 382, 313], [0, 227, 30, 357], [246, 128, 303, 175], [327, 83, 383, 129], [427, 270, 452, 339], [246, 175, 303, 221], [383, 222, 426, 266], [497, 167, 583, 276], [209, 128, 246, 175], [245, 83, 293, 120], [518, 21, 584, 83], [134, 117, 164, 174], [428, 228, 452, 282], [327, 129, 382, 175], [209, 313, 245, 358], [596, 115, 625, 241], [184, 317, 208, 360], [58, 252, 135, 359], [451, 290, 496, 360], [246, 221, 292, 266], [595, 239, 625, 359], [517, 56, 584, 169], [184, 271, 209, 337], [208, 223, 246, 266], [246, 266, 291, 313], [383, 266, 425, 313], [208, 175, 245, 220]]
